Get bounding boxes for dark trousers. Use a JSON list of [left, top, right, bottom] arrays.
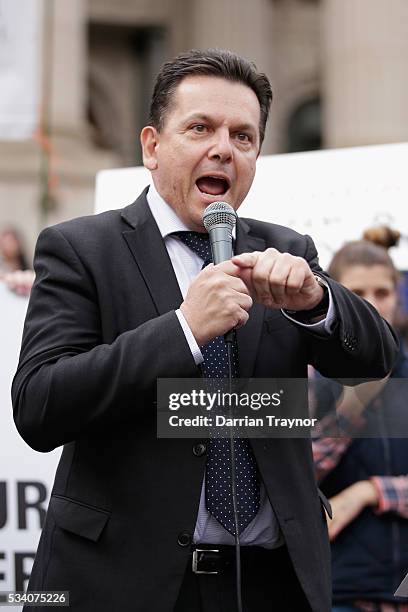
[[174, 544, 312, 612]]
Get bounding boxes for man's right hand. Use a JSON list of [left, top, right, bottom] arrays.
[[180, 260, 253, 346]]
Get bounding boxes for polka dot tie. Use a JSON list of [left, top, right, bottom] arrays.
[[172, 231, 260, 535]]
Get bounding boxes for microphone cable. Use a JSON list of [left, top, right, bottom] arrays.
[[202, 200, 243, 612], [226, 332, 243, 612]]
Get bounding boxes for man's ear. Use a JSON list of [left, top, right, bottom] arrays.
[[140, 126, 159, 170]]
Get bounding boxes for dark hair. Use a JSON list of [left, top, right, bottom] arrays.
[[328, 225, 400, 286], [0, 227, 28, 270], [149, 48, 273, 147]]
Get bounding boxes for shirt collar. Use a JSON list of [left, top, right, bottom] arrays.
[[146, 182, 191, 238], [146, 181, 237, 239]]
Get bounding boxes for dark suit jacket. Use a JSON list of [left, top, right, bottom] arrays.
[[12, 188, 398, 612]]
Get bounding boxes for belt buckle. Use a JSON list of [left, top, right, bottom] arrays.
[[192, 548, 220, 574]]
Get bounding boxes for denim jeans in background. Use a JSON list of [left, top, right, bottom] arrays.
[[332, 606, 358, 612]]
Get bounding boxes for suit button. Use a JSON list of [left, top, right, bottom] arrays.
[[177, 531, 192, 547], [192, 443, 207, 457]]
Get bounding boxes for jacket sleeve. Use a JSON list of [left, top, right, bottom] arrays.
[[11, 226, 199, 452]]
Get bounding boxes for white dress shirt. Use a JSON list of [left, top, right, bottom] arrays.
[[146, 182, 334, 547]]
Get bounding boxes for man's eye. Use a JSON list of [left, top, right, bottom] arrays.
[[192, 125, 207, 133], [236, 133, 251, 142]]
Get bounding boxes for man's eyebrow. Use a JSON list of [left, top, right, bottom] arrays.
[[234, 123, 257, 133], [183, 113, 257, 133], [183, 113, 213, 124]]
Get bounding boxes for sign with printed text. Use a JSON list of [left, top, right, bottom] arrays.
[[0, 284, 60, 608]]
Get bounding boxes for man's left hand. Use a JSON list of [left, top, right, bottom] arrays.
[[232, 248, 324, 311]]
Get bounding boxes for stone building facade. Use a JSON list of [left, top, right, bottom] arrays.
[[1, 0, 408, 260]]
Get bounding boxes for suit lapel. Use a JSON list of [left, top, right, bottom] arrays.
[[121, 194, 267, 376], [121, 189, 183, 315], [235, 218, 266, 377]]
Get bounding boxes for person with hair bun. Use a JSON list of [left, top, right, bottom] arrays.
[[313, 227, 408, 612]]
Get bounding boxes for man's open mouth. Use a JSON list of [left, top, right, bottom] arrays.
[[196, 175, 230, 196]]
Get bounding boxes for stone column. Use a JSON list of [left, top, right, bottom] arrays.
[[322, 0, 408, 148], [0, 0, 118, 257], [48, 0, 87, 134]]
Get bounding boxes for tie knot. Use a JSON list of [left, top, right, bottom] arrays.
[[172, 231, 212, 265]]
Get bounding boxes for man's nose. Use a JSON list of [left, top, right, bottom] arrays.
[[208, 130, 233, 163]]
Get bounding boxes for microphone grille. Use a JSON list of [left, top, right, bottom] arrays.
[[202, 202, 237, 230]]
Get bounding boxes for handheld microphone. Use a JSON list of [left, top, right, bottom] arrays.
[[202, 201, 237, 263], [203, 202, 237, 343]]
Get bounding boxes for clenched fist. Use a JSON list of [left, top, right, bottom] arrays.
[[232, 248, 324, 311], [180, 260, 253, 346]]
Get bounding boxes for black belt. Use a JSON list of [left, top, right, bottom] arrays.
[[191, 543, 286, 575]]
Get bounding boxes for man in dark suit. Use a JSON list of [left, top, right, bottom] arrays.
[[12, 49, 397, 611]]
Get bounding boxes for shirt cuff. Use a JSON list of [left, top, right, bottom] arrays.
[[175, 309, 204, 366], [370, 475, 408, 517], [281, 277, 336, 335]]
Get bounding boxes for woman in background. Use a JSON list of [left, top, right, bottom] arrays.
[[0, 228, 34, 296], [0, 227, 28, 272], [313, 226, 408, 612]]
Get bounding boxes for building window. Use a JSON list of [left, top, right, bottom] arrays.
[[87, 23, 166, 166], [286, 98, 322, 153]]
